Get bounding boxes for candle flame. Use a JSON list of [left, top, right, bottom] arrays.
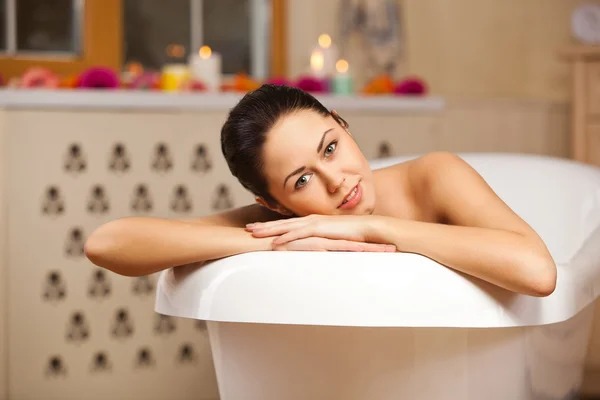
[[318, 34, 332, 49], [310, 50, 325, 71], [199, 46, 212, 59], [336, 59, 349, 73]]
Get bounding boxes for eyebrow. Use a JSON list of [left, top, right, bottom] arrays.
[[283, 128, 334, 189]]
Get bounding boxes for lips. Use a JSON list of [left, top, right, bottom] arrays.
[[341, 186, 358, 206], [338, 183, 362, 209]]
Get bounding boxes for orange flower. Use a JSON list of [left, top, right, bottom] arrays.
[[362, 74, 394, 95]]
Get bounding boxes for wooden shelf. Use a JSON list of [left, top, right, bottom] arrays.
[[0, 89, 446, 113]]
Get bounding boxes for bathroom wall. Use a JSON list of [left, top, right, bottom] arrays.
[[288, 0, 584, 101], [0, 110, 8, 400]]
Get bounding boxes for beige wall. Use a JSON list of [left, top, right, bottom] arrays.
[[288, 0, 586, 101], [0, 110, 7, 400]]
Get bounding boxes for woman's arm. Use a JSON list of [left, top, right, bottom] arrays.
[[369, 152, 557, 297], [85, 204, 394, 277], [368, 217, 556, 296], [84, 204, 279, 277]]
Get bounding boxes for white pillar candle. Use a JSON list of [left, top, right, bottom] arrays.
[[189, 46, 222, 92], [310, 48, 326, 79], [317, 34, 338, 78]]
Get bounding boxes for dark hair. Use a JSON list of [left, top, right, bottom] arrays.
[[221, 84, 347, 205]]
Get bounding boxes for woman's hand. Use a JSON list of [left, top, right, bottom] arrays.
[[247, 214, 395, 251]]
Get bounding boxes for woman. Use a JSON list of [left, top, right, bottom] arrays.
[[85, 84, 557, 297]]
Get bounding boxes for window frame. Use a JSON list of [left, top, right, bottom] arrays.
[[0, 0, 122, 80], [0, 0, 287, 82]]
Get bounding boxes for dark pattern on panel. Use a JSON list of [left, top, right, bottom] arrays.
[[132, 276, 154, 297], [134, 347, 156, 369], [154, 314, 176, 336], [191, 144, 212, 173], [109, 143, 131, 173], [111, 308, 134, 339], [35, 138, 229, 387], [45, 355, 67, 377], [43, 270, 66, 302], [377, 141, 393, 158], [87, 185, 110, 214], [88, 269, 111, 300], [131, 183, 153, 213], [177, 343, 196, 364], [65, 227, 85, 257], [212, 184, 234, 211], [42, 186, 65, 216], [90, 351, 112, 373], [170, 184, 192, 213], [66, 311, 90, 343], [151, 142, 173, 173], [64, 143, 87, 174]]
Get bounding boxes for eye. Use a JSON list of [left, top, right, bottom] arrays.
[[295, 174, 312, 189], [324, 141, 337, 157]]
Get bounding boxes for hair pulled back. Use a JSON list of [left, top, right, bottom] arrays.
[[221, 84, 344, 205]]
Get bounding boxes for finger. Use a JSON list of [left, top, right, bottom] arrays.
[[249, 217, 316, 237], [271, 226, 315, 244], [272, 237, 326, 252], [247, 216, 309, 230], [317, 238, 365, 252], [275, 238, 360, 252], [250, 221, 309, 237], [363, 243, 395, 252]]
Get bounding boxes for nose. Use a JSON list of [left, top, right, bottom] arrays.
[[326, 175, 345, 194]]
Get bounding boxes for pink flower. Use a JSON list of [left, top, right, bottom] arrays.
[[20, 67, 60, 89], [295, 76, 328, 93], [394, 77, 427, 96], [78, 67, 120, 89]]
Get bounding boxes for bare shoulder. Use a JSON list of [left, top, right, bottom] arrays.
[[405, 152, 541, 235], [405, 151, 465, 179], [181, 203, 286, 228], [372, 152, 457, 196]]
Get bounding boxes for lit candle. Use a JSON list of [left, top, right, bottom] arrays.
[[310, 48, 326, 79], [317, 34, 338, 77], [332, 59, 353, 95], [160, 43, 189, 91], [161, 64, 189, 92], [189, 46, 222, 92]]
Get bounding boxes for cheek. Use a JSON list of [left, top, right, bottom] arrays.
[[290, 189, 332, 213]]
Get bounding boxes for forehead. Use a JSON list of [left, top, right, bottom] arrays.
[[263, 110, 334, 177]]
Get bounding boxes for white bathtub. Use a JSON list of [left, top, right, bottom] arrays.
[[155, 153, 600, 400]]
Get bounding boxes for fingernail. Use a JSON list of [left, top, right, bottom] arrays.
[[246, 223, 255, 228]]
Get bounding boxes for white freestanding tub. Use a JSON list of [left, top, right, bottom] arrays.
[[155, 153, 600, 400]]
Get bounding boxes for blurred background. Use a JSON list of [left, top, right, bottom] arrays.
[[1, 0, 600, 399]]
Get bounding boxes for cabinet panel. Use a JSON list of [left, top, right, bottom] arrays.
[[587, 62, 600, 117], [588, 123, 600, 167]]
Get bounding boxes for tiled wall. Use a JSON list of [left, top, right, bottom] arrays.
[[0, 98, 580, 399]]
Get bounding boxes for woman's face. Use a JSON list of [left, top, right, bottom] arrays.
[[259, 109, 376, 217]]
